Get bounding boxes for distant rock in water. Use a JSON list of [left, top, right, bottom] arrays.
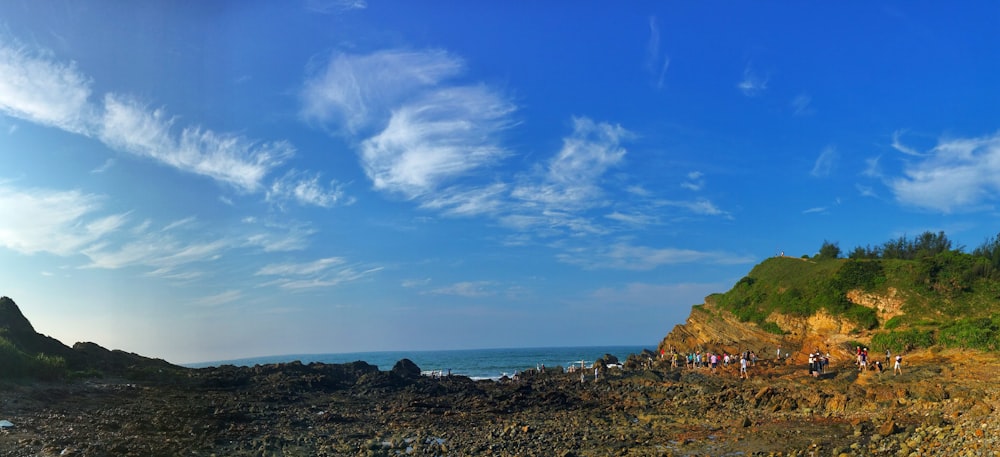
[[391, 358, 422, 378], [596, 353, 620, 367]]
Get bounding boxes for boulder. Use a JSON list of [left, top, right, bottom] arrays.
[[391, 358, 422, 378], [595, 354, 619, 368]]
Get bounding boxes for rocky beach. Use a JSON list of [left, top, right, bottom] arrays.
[[1, 346, 997, 456]]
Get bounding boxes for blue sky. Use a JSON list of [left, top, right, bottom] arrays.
[[2, 1, 999, 363]]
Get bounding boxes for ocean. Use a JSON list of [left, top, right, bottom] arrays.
[[185, 345, 653, 380]]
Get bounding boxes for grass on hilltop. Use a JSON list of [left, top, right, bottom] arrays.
[[711, 232, 1000, 353]]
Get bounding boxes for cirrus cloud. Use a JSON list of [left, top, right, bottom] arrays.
[[889, 132, 1000, 213]]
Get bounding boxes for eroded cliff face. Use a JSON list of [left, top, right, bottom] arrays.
[[846, 287, 904, 322], [658, 301, 783, 356], [660, 288, 899, 361]]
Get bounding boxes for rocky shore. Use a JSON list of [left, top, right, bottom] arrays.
[[1, 348, 997, 456]]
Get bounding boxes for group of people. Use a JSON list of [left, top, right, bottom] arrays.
[[807, 349, 830, 376], [658, 344, 906, 380], [662, 348, 757, 379], [856, 346, 903, 375]]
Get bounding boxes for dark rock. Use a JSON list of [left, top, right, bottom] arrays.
[[597, 353, 620, 366], [391, 358, 422, 378]]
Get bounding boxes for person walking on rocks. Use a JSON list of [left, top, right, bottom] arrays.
[[739, 355, 749, 379], [894, 354, 903, 375]]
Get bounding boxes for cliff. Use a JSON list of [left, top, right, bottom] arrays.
[[659, 254, 1000, 361]]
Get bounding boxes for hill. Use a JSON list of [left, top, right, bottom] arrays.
[[0, 296, 180, 380], [660, 245, 1000, 361]]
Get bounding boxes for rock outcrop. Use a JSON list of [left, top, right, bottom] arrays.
[[659, 299, 783, 355], [660, 288, 900, 362]]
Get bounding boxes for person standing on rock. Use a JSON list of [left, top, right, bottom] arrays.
[[740, 355, 749, 379], [894, 354, 903, 375]]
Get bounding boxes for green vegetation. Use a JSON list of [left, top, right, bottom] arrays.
[[871, 329, 935, 353], [0, 334, 67, 380], [714, 231, 1000, 352]]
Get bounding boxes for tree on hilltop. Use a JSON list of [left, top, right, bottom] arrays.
[[816, 240, 841, 260]]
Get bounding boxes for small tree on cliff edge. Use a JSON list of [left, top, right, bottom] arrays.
[[817, 240, 841, 260]]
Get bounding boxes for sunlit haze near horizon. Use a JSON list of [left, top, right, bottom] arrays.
[[2, 1, 999, 363]]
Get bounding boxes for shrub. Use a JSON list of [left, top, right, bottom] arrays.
[[844, 305, 879, 330], [883, 316, 904, 330], [759, 321, 785, 335], [938, 317, 1000, 351], [871, 329, 934, 353], [832, 259, 885, 291], [32, 353, 66, 381]]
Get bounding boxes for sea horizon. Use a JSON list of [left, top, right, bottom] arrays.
[[184, 344, 656, 380]]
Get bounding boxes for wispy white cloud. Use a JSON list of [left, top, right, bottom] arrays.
[[856, 184, 877, 198], [298, 47, 732, 270], [301, 49, 516, 199], [605, 211, 656, 226], [82, 233, 228, 272], [791, 94, 814, 116], [427, 281, 497, 297], [256, 257, 345, 276], [557, 242, 754, 271], [680, 171, 704, 191], [360, 86, 515, 198], [305, 0, 366, 14], [626, 185, 652, 197], [162, 217, 196, 232], [657, 198, 729, 217], [511, 117, 629, 212], [419, 183, 508, 216], [737, 65, 769, 97], [256, 257, 382, 290], [0, 182, 122, 256], [300, 49, 467, 135], [0, 184, 310, 277], [195, 290, 243, 307], [90, 158, 115, 174], [862, 155, 882, 178], [645, 16, 670, 90], [889, 132, 1000, 212], [811, 145, 838, 177], [401, 278, 431, 288], [99, 94, 295, 192], [891, 129, 925, 156], [0, 38, 296, 193], [0, 38, 94, 133], [242, 219, 316, 252], [266, 169, 352, 208]]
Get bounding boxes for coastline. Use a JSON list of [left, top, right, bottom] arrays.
[[183, 344, 653, 380]]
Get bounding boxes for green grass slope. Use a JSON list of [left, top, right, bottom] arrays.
[[710, 241, 1000, 353]]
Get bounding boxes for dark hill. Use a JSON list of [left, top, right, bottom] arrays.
[[0, 296, 78, 362], [0, 296, 179, 380]]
